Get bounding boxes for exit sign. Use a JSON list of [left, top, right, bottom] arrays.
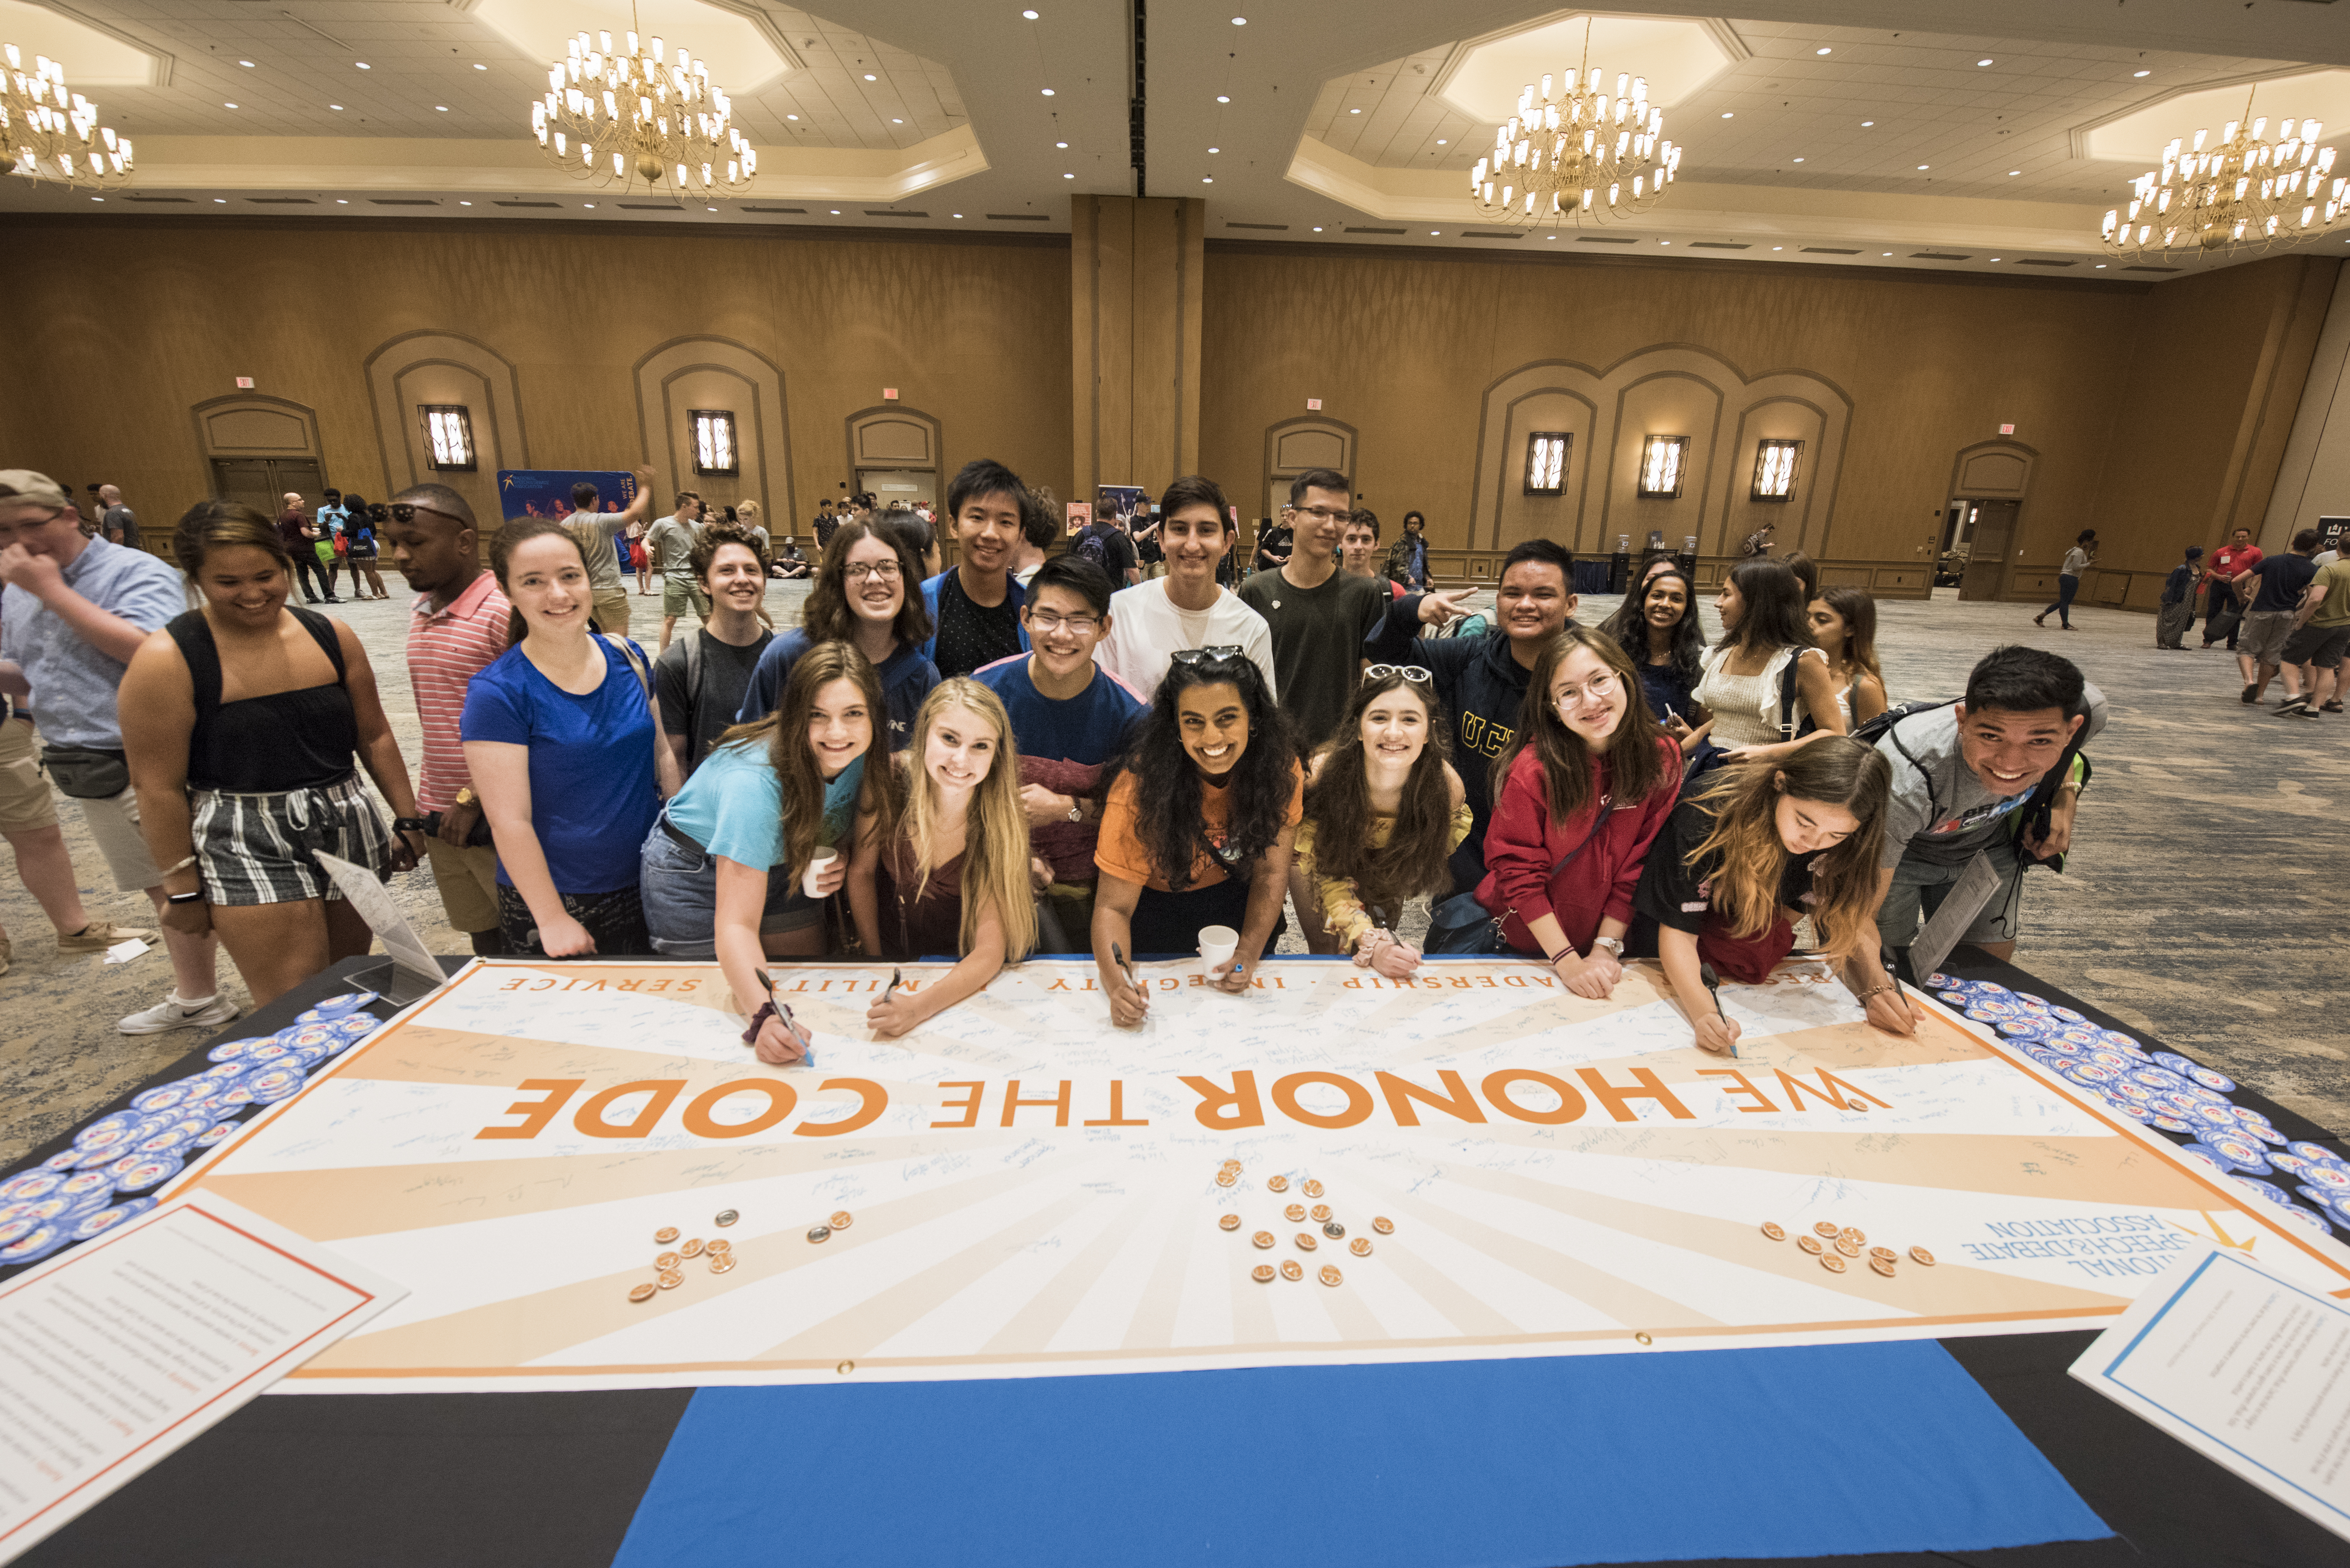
[[236, 377, 254, 389], [1306, 398, 1322, 411], [1999, 423, 2015, 434], [883, 387, 899, 401]]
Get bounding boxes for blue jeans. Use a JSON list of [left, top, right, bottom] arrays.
[[638, 819, 819, 957], [2041, 574, 2079, 627]]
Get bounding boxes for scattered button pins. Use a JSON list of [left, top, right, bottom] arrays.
[[1215, 1172, 1237, 1187], [1252, 1263, 1277, 1282], [679, 1238, 705, 1259], [1295, 1232, 1318, 1251], [1869, 1256, 1897, 1278], [1280, 1260, 1304, 1281], [1820, 1252, 1847, 1274], [628, 1281, 657, 1303], [1761, 1221, 1786, 1241], [658, 1269, 684, 1289], [1309, 1204, 1332, 1222], [1841, 1227, 1866, 1246], [711, 1253, 737, 1274], [1834, 1237, 1861, 1259], [1813, 1221, 1840, 1239], [1266, 1174, 1289, 1192], [1910, 1246, 1937, 1266], [1301, 1180, 1324, 1198], [708, 1239, 732, 1256], [1252, 1230, 1274, 1249], [1798, 1235, 1824, 1255], [1635, 1331, 1653, 1345], [1372, 1216, 1394, 1234], [807, 1225, 832, 1243], [1284, 1204, 1306, 1222], [1219, 1214, 1242, 1231], [1869, 1247, 1896, 1263], [1319, 1264, 1343, 1286], [830, 1211, 854, 1230], [656, 1251, 681, 1270], [1349, 1237, 1371, 1256], [1322, 1220, 1345, 1238], [837, 1360, 854, 1374], [714, 1210, 738, 1228], [655, 1227, 680, 1244]]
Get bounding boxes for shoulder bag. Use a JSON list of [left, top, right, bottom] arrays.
[[1425, 798, 1616, 956]]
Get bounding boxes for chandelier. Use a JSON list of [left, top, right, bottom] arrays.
[[2101, 95, 2340, 260], [1468, 25, 1680, 231], [1, 44, 133, 191], [530, 15, 755, 200]]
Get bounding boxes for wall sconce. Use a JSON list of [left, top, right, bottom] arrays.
[[1752, 438, 1802, 501], [1637, 435, 1686, 498], [691, 409, 740, 476], [1523, 431, 1570, 495], [420, 405, 476, 472]]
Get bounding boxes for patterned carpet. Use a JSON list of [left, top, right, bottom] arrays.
[[4, 578, 2343, 1167]]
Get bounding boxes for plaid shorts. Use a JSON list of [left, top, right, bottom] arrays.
[[190, 772, 394, 906]]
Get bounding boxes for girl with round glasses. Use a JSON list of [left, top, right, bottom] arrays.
[[1296, 667, 1470, 977], [1473, 628, 1681, 997], [734, 517, 939, 749]]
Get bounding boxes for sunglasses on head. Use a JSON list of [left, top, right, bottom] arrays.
[[1363, 664, 1432, 685], [370, 501, 467, 526], [1170, 645, 1248, 670]]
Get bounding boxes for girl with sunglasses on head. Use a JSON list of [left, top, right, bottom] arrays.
[[1092, 649, 1303, 1026], [1599, 564, 1712, 756], [1633, 738, 1918, 1053], [734, 517, 939, 749], [1473, 627, 1682, 999], [863, 678, 1038, 1039], [1806, 586, 1887, 729], [1297, 667, 1471, 977], [1693, 559, 1848, 766], [641, 643, 903, 1062]]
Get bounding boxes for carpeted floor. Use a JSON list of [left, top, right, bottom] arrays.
[[4, 576, 2343, 1166]]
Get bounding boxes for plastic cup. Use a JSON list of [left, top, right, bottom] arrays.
[[802, 847, 840, 899], [1198, 924, 1239, 972]]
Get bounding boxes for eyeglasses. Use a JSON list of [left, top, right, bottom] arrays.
[[1171, 645, 1248, 669], [370, 502, 465, 526], [1027, 611, 1101, 635], [841, 560, 902, 583], [1364, 664, 1432, 685], [1552, 671, 1621, 710], [1286, 504, 1352, 523]]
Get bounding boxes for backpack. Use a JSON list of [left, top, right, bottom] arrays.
[[1853, 697, 2092, 873], [1072, 524, 1113, 573]]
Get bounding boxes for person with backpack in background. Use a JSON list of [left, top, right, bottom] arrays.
[[342, 492, 390, 600], [656, 525, 775, 777], [1074, 507, 1138, 588], [2155, 546, 2202, 650], [1690, 560, 1846, 767], [1867, 645, 2104, 980]]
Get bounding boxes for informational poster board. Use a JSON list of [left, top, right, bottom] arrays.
[[179, 958, 2350, 1395], [495, 469, 638, 526]]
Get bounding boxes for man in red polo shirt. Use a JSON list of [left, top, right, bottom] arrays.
[[383, 482, 514, 954], [2202, 526, 2262, 650]]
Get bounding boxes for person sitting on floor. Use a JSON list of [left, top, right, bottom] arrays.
[[1634, 739, 1917, 1054], [1091, 649, 1303, 1027], [1295, 666, 1470, 977], [861, 678, 1038, 1039]]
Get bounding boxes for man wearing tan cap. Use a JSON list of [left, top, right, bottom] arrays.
[[0, 469, 230, 1029]]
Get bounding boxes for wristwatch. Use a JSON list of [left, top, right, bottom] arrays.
[[1591, 936, 1626, 959], [1066, 799, 1083, 823], [454, 786, 478, 809]]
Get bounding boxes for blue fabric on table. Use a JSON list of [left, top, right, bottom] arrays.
[[614, 1341, 2108, 1567]]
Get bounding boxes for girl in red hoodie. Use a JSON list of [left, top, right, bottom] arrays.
[[1475, 627, 1682, 998]]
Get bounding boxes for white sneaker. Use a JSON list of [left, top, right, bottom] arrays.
[[118, 991, 239, 1035]]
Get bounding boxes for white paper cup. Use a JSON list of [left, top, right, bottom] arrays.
[[1198, 924, 1239, 971], [802, 847, 840, 898]]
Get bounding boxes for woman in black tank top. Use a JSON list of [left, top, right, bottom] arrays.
[[119, 503, 430, 1006]]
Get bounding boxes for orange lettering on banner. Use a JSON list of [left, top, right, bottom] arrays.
[[1481, 1069, 1588, 1125], [794, 1078, 889, 1137], [681, 1080, 798, 1139], [1083, 1080, 1150, 1126], [1377, 1070, 1488, 1127], [1179, 1071, 1265, 1131], [1695, 1068, 1779, 1113], [1002, 1080, 1074, 1127], [1575, 1066, 1695, 1122], [1776, 1068, 1892, 1112], [574, 1079, 688, 1138], [932, 1081, 987, 1129], [474, 1079, 584, 1139], [1271, 1071, 1374, 1129]]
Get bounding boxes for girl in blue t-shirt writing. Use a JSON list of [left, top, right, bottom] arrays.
[[462, 518, 681, 957], [640, 642, 904, 1063]]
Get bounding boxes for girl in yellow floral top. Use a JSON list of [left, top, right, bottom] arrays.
[[1296, 668, 1473, 977]]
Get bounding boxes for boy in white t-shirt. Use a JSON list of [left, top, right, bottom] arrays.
[[1093, 475, 1276, 705]]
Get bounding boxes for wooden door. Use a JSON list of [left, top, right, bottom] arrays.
[[1959, 500, 2017, 601]]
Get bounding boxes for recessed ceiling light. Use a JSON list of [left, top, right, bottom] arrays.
[[892, 118, 902, 123], [1312, 225, 1322, 231], [459, 200, 471, 205], [2008, 169, 2020, 176], [787, 114, 799, 120], [1773, 245, 1782, 250], [1203, 177, 1213, 183], [2096, 262, 2106, 267], [1792, 157, 1804, 162], [1816, 47, 1831, 55], [1861, 120, 1873, 126], [239, 60, 255, 67], [436, 105, 449, 112], [584, 202, 595, 208], [1349, 108, 1360, 113], [1882, 251, 1892, 256], [1217, 95, 1230, 104], [331, 104, 343, 110], [1990, 256, 2001, 261], [355, 61, 369, 69], [1721, 112, 1733, 119], [1040, 87, 1054, 96], [224, 102, 238, 108], [2133, 69, 2151, 78], [1976, 58, 1993, 67], [337, 198, 348, 203], [1659, 240, 1671, 245], [1056, 141, 1068, 148], [1063, 172, 1074, 178], [1431, 229, 1440, 235], [90, 195, 101, 201], [831, 208, 840, 214], [1231, 16, 1246, 24], [474, 63, 487, 70], [708, 205, 717, 211], [1208, 146, 1219, 153], [864, 73, 877, 82], [954, 212, 963, 217], [1436, 138, 1447, 145], [1917, 164, 1929, 170], [213, 197, 226, 203], [1023, 7, 1038, 16]]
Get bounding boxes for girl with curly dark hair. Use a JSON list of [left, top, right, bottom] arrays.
[[1296, 669, 1470, 977], [1598, 564, 1710, 749], [1091, 650, 1302, 1025]]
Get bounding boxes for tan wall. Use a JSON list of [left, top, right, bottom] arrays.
[[0, 217, 1073, 542]]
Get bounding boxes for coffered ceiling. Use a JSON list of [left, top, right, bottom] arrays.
[[7, 0, 2350, 279]]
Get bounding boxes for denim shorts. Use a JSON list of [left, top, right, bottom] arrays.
[[639, 818, 821, 957]]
